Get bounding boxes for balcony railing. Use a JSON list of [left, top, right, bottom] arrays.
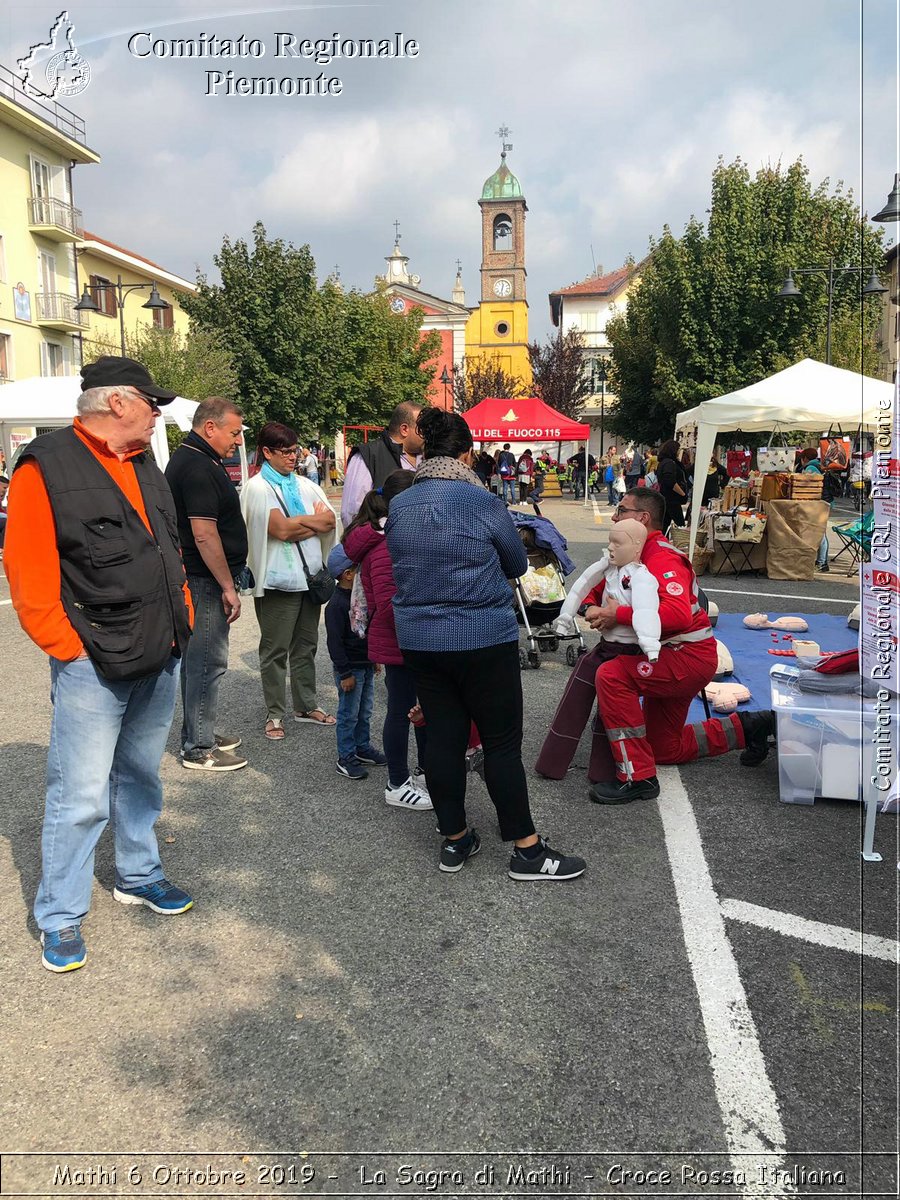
[[35, 291, 87, 328], [0, 62, 87, 144], [28, 196, 83, 237]]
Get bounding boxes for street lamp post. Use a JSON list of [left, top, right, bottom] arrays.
[[439, 365, 451, 409], [75, 273, 171, 356], [595, 360, 608, 457], [776, 258, 886, 364]]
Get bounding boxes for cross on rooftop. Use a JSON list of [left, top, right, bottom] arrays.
[[455, 258, 462, 274], [393, 219, 401, 243], [495, 125, 513, 156]]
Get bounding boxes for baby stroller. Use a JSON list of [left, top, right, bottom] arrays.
[[513, 522, 586, 669]]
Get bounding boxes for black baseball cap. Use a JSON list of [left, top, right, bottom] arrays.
[[81, 356, 177, 403]]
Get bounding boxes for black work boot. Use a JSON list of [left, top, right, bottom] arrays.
[[738, 709, 776, 766], [589, 776, 661, 804]]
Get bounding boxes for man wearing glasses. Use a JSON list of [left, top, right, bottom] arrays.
[[537, 488, 775, 801], [165, 397, 249, 772], [4, 356, 195, 972]]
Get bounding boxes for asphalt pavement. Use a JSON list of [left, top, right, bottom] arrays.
[[0, 493, 896, 1199]]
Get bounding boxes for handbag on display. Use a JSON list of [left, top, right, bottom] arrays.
[[757, 432, 797, 473], [726, 448, 752, 479]]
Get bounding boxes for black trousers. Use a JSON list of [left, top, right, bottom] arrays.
[[402, 641, 536, 841]]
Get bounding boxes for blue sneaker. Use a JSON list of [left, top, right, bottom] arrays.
[[41, 925, 86, 973], [355, 745, 387, 766], [113, 879, 193, 914], [336, 755, 369, 780]]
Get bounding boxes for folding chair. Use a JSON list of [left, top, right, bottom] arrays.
[[831, 509, 874, 576]]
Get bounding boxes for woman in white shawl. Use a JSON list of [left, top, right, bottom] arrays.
[[241, 421, 339, 739]]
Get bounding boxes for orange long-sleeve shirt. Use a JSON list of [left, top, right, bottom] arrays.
[[3, 419, 193, 661]]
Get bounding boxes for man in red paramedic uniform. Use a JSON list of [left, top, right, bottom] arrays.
[[587, 489, 775, 804]]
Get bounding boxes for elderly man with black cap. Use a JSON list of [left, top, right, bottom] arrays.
[[3, 356, 195, 973]]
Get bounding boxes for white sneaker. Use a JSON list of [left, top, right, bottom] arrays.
[[412, 767, 430, 797], [385, 778, 433, 811]]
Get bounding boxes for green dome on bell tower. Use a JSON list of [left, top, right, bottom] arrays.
[[481, 151, 523, 200]]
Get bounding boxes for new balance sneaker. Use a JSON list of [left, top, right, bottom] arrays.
[[508, 837, 586, 881], [40, 925, 86, 973], [337, 755, 369, 780], [182, 747, 247, 772], [355, 745, 387, 766], [439, 828, 481, 873], [113, 879, 194, 914], [589, 775, 661, 804], [738, 709, 777, 767], [412, 767, 430, 796], [385, 778, 433, 811], [215, 733, 242, 753]]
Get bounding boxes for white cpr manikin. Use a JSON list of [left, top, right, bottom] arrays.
[[554, 519, 661, 660]]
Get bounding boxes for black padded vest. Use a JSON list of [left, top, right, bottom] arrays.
[[18, 427, 191, 680]]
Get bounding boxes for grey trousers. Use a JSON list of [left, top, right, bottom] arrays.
[[254, 589, 322, 719]]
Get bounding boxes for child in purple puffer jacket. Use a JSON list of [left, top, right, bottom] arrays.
[[342, 470, 431, 812]]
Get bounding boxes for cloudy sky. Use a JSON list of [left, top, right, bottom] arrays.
[[2, 0, 897, 339]]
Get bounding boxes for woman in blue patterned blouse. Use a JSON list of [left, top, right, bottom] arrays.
[[385, 407, 586, 883]]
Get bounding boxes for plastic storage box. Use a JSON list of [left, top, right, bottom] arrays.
[[770, 665, 875, 806]]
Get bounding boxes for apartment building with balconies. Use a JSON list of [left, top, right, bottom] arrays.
[[0, 62, 99, 385]]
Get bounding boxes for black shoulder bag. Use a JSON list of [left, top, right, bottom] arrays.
[[268, 485, 336, 605]]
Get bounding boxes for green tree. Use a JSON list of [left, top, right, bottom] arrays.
[[83, 323, 241, 454], [606, 158, 886, 445], [453, 354, 526, 410], [179, 222, 440, 437], [527, 326, 591, 418]]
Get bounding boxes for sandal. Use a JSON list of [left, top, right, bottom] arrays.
[[265, 718, 285, 740], [294, 709, 336, 726]]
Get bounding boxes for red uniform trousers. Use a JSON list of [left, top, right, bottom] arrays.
[[595, 637, 745, 781]]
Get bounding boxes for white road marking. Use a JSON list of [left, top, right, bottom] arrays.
[[658, 767, 792, 1193], [591, 500, 604, 524], [0, 599, 12, 606], [720, 899, 899, 963], [704, 587, 854, 606]]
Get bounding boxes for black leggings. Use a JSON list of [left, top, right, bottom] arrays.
[[402, 641, 535, 841], [383, 664, 426, 787]]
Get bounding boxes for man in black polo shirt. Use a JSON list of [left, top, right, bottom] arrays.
[[165, 397, 249, 771]]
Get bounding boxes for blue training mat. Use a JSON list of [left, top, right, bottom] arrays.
[[685, 612, 857, 721]]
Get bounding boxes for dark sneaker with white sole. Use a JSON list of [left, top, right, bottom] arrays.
[[113, 879, 194, 914], [508, 837, 586, 881], [589, 775, 661, 804], [439, 828, 481, 873], [738, 709, 777, 766], [182, 747, 247, 772], [355, 745, 387, 766], [41, 925, 86, 973], [215, 733, 242, 752], [336, 755, 368, 780]]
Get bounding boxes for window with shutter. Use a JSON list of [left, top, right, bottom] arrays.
[[89, 274, 117, 317]]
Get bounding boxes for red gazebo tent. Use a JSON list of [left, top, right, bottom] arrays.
[[462, 396, 589, 442]]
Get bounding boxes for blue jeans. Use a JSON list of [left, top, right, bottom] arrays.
[[333, 667, 375, 760], [500, 477, 516, 504], [181, 574, 230, 754], [35, 655, 179, 932], [607, 482, 616, 504], [817, 532, 830, 568]]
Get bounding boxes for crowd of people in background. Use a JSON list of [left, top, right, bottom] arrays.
[[1, 353, 871, 973]]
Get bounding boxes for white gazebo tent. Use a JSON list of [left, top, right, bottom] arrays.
[[0, 375, 199, 472], [674, 358, 894, 555]]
